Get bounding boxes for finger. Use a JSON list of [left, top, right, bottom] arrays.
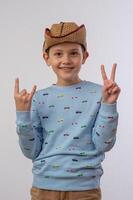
[[103, 81, 116, 94], [110, 63, 117, 81], [29, 85, 37, 100], [22, 93, 30, 101], [14, 78, 19, 95], [103, 80, 114, 89], [101, 64, 108, 81], [112, 85, 121, 94], [108, 84, 116, 94], [20, 89, 27, 96]]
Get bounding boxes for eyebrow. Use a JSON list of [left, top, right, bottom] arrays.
[[70, 48, 79, 51]]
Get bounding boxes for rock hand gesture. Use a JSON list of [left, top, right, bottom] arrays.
[[14, 78, 37, 111]]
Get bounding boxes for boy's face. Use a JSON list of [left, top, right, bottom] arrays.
[[43, 42, 88, 86]]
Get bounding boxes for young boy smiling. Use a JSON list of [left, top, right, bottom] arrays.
[[43, 42, 88, 87], [14, 22, 120, 200]]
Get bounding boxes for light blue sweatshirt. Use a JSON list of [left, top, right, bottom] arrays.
[[16, 80, 118, 191]]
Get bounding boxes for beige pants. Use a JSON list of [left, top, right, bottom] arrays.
[[31, 187, 101, 200]]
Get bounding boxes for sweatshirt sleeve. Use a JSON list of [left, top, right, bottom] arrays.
[[16, 92, 43, 160], [92, 102, 118, 153]]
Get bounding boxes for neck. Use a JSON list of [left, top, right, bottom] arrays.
[[56, 78, 82, 86]]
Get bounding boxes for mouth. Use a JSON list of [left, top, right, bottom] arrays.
[[59, 67, 74, 71]]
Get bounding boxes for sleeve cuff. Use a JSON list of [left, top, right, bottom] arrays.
[[16, 111, 31, 125], [100, 102, 117, 115]]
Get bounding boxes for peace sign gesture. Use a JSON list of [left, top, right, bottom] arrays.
[[101, 63, 121, 104], [14, 78, 37, 111]]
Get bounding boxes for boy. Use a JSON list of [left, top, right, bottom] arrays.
[[14, 22, 121, 200]]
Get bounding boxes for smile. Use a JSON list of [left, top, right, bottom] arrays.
[[59, 67, 74, 70]]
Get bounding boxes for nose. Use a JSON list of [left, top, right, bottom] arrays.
[[62, 54, 71, 65]]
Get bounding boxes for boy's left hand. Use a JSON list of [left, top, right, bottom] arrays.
[[101, 63, 121, 104]]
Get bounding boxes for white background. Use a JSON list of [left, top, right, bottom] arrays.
[[0, 0, 133, 199]]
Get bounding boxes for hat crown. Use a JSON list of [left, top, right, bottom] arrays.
[[43, 22, 87, 52], [50, 22, 79, 37]]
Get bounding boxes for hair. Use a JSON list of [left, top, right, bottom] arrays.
[[43, 42, 86, 56]]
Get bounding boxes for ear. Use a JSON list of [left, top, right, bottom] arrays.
[[82, 51, 89, 64], [43, 52, 51, 66]]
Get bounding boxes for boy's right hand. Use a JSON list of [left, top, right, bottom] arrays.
[[14, 78, 37, 111]]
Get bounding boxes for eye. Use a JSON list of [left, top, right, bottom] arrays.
[[71, 51, 79, 56], [54, 52, 62, 57]]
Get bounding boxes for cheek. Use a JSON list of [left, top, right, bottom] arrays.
[[74, 58, 83, 66], [50, 61, 59, 69], [50, 62, 61, 73], [51, 58, 61, 66]]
